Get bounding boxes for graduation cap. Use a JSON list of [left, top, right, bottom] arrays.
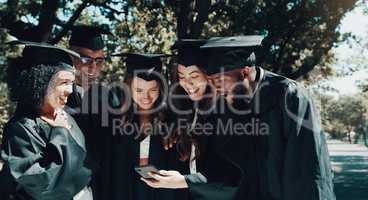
[[69, 25, 111, 51], [200, 35, 264, 74], [7, 40, 80, 70], [171, 39, 207, 67], [112, 53, 168, 81]]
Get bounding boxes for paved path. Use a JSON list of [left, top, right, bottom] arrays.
[[328, 140, 368, 200]]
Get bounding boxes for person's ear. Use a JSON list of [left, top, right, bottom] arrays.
[[72, 56, 78, 64]]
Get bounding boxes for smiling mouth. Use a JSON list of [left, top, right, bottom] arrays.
[[87, 74, 97, 79], [140, 101, 152, 105], [188, 88, 199, 95], [81, 71, 97, 78], [59, 97, 68, 105]]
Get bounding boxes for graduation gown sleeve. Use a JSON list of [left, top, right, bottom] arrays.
[[281, 83, 335, 200], [0, 118, 92, 200], [182, 134, 242, 200], [184, 173, 238, 200]]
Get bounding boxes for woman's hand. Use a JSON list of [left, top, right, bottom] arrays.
[[141, 170, 188, 189], [162, 135, 177, 150], [41, 109, 71, 130]]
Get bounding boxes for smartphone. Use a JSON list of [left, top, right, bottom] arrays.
[[134, 165, 160, 179]]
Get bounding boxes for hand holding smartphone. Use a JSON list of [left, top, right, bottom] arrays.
[[134, 165, 161, 179]]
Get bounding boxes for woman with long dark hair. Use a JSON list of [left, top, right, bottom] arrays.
[[84, 53, 176, 200], [141, 40, 244, 200], [0, 41, 93, 200]]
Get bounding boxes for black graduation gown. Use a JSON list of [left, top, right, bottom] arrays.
[[65, 84, 83, 116], [184, 136, 243, 200], [235, 70, 335, 200], [65, 84, 113, 199], [76, 85, 179, 200], [173, 102, 245, 200], [0, 108, 92, 200], [131, 134, 176, 200], [70, 84, 117, 200], [93, 132, 172, 200], [97, 131, 177, 200]]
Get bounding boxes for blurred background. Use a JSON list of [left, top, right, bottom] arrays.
[[0, 0, 367, 199]]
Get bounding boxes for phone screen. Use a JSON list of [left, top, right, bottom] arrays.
[[134, 165, 160, 179]]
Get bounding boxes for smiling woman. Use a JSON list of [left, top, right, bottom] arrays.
[[44, 70, 75, 107], [131, 76, 160, 111], [0, 42, 93, 200], [177, 64, 208, 101], [80, 52, 178, 200]]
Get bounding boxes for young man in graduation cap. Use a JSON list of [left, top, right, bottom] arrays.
[[200, 36, 336, 200], [66, 25, 110, 112]]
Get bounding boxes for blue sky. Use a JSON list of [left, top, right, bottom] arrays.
[[321, 2, 368, 95]]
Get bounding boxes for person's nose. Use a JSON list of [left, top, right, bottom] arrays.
[[64, 84, 73, 96], [142, 91, 150, 99], [89, 62, 97, 72], [184, 78, 194, 86]]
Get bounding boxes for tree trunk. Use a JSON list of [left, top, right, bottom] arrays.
[[36, 0, 60, 42], [364, 127, 368, 147], [189, 0, 210, 38], [50, 0, 91, 44], [176, 0, 209, 39], [176, 0, 192, 39]]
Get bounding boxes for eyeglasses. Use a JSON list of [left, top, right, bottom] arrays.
[[79, 56, 105, 65]]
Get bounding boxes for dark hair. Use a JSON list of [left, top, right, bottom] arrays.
[[169, 64, 216, 161], [7, 58, 68, 112]]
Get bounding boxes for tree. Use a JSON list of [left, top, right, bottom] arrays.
[[0, 0, 365, 135], [0, 0, 364, 79], [317, 93, 368, 142]]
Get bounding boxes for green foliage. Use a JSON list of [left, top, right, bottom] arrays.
[[316, 93, 368, 139], [209, 0, 361, 79], [0, 83, 16, 141], [356, 79, 368, 93], [98, 4, 177, 82], [0, 0, 365, 138]]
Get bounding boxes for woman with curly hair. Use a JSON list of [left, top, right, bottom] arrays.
[[0, 42, 93, 200]]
